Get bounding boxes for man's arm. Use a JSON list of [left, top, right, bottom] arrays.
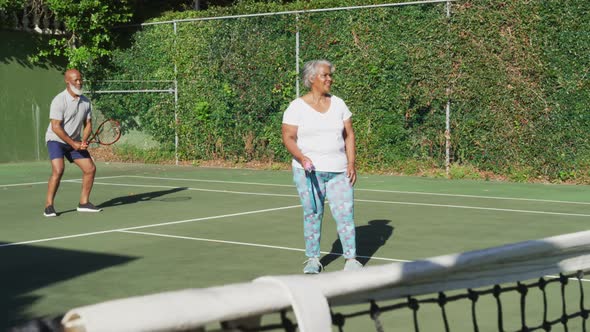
[[81, 118, 93, 147], [50, 119, 85, 150]]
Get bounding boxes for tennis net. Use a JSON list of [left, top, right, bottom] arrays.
[[58, 230, 590, 332]]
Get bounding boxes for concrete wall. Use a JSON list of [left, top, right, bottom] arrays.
[[0, 30, 64, 163]]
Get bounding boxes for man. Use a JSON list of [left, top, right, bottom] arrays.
[[44, 69, 102, 217]]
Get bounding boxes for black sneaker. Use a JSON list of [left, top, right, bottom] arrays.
[[77, 202, 102, 213], [44, 205, 57, 217]]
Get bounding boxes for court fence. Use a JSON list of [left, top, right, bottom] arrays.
[[88, 0, 590, 181]]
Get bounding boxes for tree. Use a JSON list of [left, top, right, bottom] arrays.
[[1, 0, 133, 70], [1, 0, 239, 70], [38, 0, 132, 70], [0, 0, 26, 10]]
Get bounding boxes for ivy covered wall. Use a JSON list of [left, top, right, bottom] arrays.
[[89, 0, 589, 182]]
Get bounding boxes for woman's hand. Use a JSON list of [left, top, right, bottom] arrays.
[[302, 156, 314, 171], [347, 163, 357, 186]]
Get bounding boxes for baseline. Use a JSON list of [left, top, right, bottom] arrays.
[[0, 204, 300, 248], [119, 230, 408, 263], [127, 175, 590, 205], [81, 180, 590, 218], [0, 175, 128, 188]]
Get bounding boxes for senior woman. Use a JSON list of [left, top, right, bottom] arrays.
[[282, 60, 362, 274]]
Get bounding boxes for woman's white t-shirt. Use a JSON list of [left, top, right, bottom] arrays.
[[282, 96, 352, 172]]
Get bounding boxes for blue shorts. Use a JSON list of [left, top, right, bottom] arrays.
[[47, 141, 91, 162]]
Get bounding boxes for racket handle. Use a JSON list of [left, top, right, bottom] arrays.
[[306, 171, 317, 214]]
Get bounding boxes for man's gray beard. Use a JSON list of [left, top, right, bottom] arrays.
[[69, 83, 83, 96]]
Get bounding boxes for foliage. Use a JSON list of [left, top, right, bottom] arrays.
[[41, 0, 133, 69], [0, 0, 133, 70], [0, 0, 26, 10], [90, 0, 589, 182], [113, 144, 175, 164], [449, 1, 590, 181]]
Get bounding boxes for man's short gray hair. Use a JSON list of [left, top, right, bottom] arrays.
[[302, 60, 334, 88]]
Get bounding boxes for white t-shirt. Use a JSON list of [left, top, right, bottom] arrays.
[[282, 95, 352, 172]]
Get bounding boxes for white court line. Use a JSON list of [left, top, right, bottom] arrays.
[[4, 176, 586, 217], [119, 230, 409, 263], [127, 175, 294, 188], [128, 175, 590, 205], [91, 181, 298, 198], [87, 181, 590, 218], [0, 204, 300, 248], [359, 188, 590, 206], [0, 175, 128, 188], [3, 174, 588, 206], [113, 230, 590, 282], [356, 199, 590, 218]]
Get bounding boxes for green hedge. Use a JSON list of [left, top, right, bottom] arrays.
[[90, 0, 590, 182], [449, 1, 590, 181]]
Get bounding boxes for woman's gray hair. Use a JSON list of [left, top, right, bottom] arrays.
[[302, 60, 334, 88]]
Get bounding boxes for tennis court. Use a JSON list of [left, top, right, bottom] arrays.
[[1, 161, 589, 331]]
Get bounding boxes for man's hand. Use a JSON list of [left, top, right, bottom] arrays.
[[73, 141, 88, 150]]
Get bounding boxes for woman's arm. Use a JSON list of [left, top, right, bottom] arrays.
[[282, 123, 312, 167], [343, 118, 357, 185]]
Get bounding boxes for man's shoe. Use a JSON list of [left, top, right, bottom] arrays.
[[303, 257, 323, 274], [344, 259, 363, 271], [44, 205, 57, 217], [77, 202, 102, 212]]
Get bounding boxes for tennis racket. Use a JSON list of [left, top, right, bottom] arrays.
[[304, 161, 318, 214], [87, 119, 121, 145]]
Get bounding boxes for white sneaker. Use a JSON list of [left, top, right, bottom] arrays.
[[77, 202, 102, 212], [344, 259, 363, 271], [303, 257, 323, 274]]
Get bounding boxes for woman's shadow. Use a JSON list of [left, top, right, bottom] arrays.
[[320, 219, 394, 268]]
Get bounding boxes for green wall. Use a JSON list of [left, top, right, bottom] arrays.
[[0, 31, 65, 163]]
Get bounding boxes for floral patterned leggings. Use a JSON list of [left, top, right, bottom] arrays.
[[292, 167, 357, 259]]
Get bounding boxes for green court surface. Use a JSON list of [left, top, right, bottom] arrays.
[[1, 161, 589, 330]]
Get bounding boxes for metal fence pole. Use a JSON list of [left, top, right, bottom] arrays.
[[445, 0, 452, 175], [295, 13, 301, 98], [173, 21, 179, 166]]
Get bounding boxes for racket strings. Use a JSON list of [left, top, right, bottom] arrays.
[[92, 120, 121, 145]]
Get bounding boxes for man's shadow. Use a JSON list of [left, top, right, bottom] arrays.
[[320, 219, 394, 268], [54, 187, 190, 216], [97, 187, 190, 209]]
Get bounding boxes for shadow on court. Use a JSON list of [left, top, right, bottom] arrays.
[[0, 242, 137, 330], [320, 219, 394, 268], [97, 187, 190, 209]]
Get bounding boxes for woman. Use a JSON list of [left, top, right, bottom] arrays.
[[282, 60, 362, 274]]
